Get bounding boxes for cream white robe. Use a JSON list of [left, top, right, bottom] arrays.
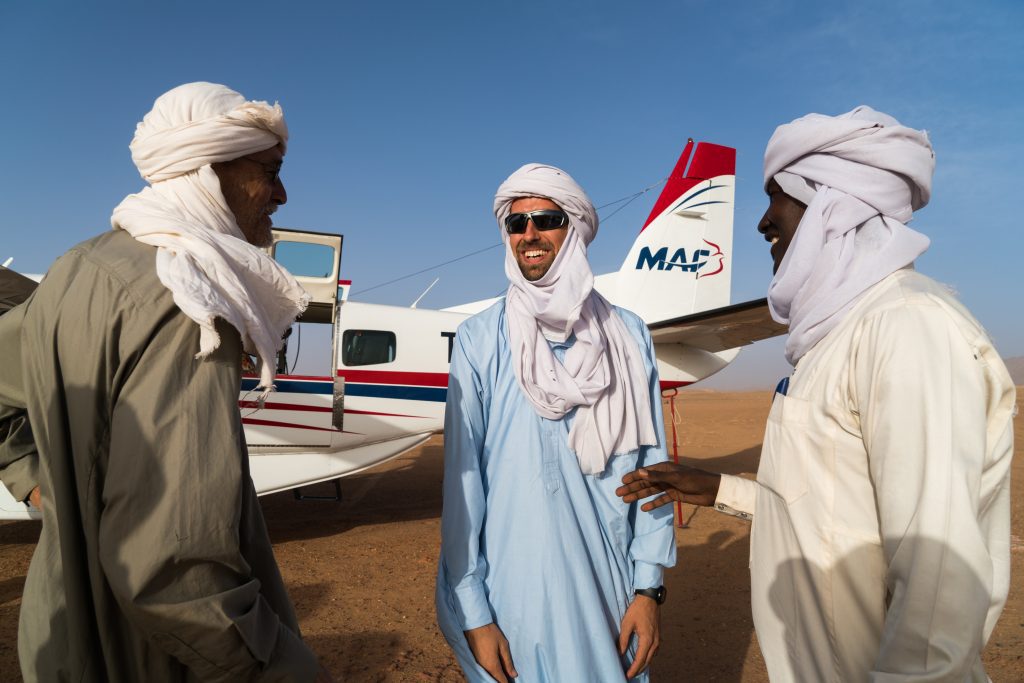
[[716, 269, 1015, 682]]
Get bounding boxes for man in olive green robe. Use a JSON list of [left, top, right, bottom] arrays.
[[0, 82, 332, 682]]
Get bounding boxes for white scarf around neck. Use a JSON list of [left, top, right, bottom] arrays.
[[763, 106, 934, 365], [494, 164, 656, 475], [111, 82, 310, 394]]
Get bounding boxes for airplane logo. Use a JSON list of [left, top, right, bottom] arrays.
[[635, 239, 725, 277]]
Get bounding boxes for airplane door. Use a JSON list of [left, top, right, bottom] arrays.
[[241, 228, 344, 448]]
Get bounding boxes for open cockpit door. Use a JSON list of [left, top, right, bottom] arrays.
[[241, 228, 345, 448], [270, 228, 343, 324]]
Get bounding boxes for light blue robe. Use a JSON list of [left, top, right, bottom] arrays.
[[436, 300, 676, 682]]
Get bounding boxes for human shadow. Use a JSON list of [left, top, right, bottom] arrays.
[[296, 567, 463, 683], [763, 537, 996, 680], [0, 519, 42, 545], [0, 575, 26, 605], [652, 526, 757, 682], [261, 439, 446, 543]]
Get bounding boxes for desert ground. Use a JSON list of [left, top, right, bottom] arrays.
[[1, 389, 1022, 682]]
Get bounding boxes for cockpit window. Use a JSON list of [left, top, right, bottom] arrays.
[[342, 330, 396, 366]]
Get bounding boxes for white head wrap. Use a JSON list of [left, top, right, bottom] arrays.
[[494, 164, 657, 475], [763, 105, 934, 364], [111, 82, 309, 395]]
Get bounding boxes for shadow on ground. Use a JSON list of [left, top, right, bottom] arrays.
[[261, 443, 446, 543]]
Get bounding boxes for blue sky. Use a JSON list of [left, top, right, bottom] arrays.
[[2, 0, 1021, 388]]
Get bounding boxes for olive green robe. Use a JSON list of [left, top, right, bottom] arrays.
[[0, 267, 37, 315], [0, 230, 319, 682]]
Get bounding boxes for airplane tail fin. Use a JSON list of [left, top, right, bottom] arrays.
[[595, 141, 736, 325]]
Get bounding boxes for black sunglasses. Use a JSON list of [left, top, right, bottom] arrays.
[[504, 209, 569, 234]]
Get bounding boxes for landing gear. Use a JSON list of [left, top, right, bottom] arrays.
[[292, 478, 343, 502]]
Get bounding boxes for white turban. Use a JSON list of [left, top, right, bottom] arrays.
[[111, 82, 309, 395], [763, 106, 934, 364], [494, 164, 657, 475]]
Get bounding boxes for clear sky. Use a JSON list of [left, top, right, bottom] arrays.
[[2, 0, 1021, 389]]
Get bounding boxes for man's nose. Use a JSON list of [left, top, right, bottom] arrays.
[[522, 219, 540, 240], [273, 177, 287, 206], [756, 211, 770, 234]]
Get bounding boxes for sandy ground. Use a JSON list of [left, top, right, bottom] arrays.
[[1, 390, 1022, 682]]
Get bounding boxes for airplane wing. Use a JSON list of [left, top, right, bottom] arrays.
[[648, 297, 787, 352], [0, 267, 39, 314]]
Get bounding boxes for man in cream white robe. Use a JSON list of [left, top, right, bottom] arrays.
[[0, 83, 330, 682], [618, 107, 1015, 681]]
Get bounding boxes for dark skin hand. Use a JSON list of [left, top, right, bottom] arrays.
[[464, 623, 518, 682], [28, 485, 41, 510], [619, 595, 660, 678], [616, 462, 722, 511]]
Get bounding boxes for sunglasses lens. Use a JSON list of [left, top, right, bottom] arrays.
[[505, 214, 529, 234], [505, 210, 568, 234], [532, 211, 567, 231]]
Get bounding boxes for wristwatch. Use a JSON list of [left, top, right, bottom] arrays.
[[634, 586, 667, 605]]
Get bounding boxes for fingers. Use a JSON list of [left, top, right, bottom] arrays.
[[498, 636, 518, 679], [615, 482, 665, 503], [617, 617, 632, 655], [28, 486, 42, 510], [485, 664, 508, 683], [640, 494, 676, 512], [637, 467, 673, 484], [626, 631, 656, 679], [619, 464, 678, 488], [619, 468, 647, 485]]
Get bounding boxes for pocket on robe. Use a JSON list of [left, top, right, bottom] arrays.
[[756, 394, 813, 504]]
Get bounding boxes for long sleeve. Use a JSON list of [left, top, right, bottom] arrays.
[[97, 310, 318, 682], [628, 324, 677, 590], [438, 329, 493, 631], [0, 301, 39, 502], [714, 474, 757, 520], [854, 303, 998, 682]]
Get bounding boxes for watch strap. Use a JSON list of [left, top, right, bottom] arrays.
[[634, 586, 666, 605]]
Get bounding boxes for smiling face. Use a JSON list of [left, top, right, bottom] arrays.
[[508, 196, 569, 281], [757, 178, 807, 274], [212, 144, 287, 247]]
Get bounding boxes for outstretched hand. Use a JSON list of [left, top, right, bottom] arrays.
[[615, 462, 721, 511]]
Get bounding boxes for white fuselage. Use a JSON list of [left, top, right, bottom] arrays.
[[243, 301, 468, 494]]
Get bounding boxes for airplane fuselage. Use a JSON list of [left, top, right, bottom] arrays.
[[243, 301, 469, 495]]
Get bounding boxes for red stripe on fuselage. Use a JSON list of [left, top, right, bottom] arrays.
[[240, 417, 361, 434], [240, 401, 332, 412], [242, 374, 332, 382], [239, 400, 430, 420], [337, 369, 449, 387], [344, 408, 432, 419]]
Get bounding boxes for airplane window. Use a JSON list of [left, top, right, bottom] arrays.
[[342, 330, 397, 366], [273, 241, 335, 279]]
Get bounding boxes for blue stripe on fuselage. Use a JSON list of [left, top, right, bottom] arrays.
[[241, 379, 447, 403], [345, 384, 447, 402], [242, 379, 331, 394]]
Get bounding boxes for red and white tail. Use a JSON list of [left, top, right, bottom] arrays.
[[595, 140, 736, 324]]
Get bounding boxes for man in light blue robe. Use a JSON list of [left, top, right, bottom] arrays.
[[436, 164, 676, 682]]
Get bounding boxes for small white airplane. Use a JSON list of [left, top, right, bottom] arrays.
[[0, 140, 785, 520]]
